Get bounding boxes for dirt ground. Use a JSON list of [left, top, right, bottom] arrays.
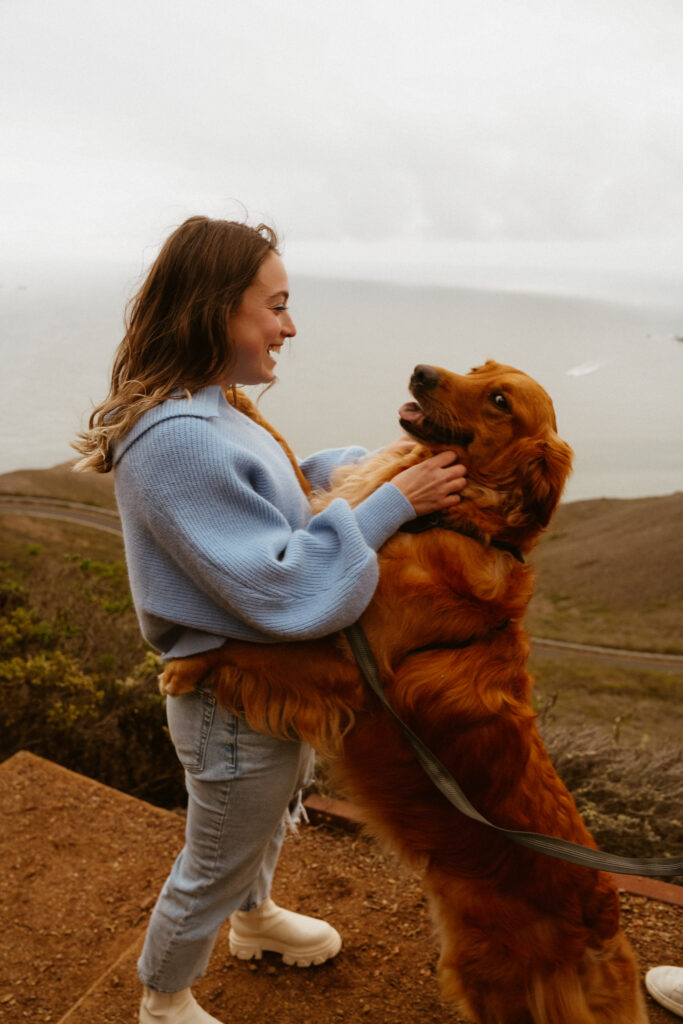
[[1, 753, 681, 1024], [160, 831, 683, 1024]]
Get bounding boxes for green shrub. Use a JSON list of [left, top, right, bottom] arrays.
[[0, 554, 185, 808], [0, 643, 185, 807]]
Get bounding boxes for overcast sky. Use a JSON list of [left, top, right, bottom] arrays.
[[3, 0, 683, 282]]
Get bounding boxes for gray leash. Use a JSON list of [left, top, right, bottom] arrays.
[[344, 621, 683, 878]]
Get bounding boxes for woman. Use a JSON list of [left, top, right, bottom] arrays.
[[75, 216, 467, 1024]]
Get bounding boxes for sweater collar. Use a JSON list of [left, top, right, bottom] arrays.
[[112, 385, 226, 465]]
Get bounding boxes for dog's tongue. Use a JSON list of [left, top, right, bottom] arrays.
[[398, 401, 425, 426]]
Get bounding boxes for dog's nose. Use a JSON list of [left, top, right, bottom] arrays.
[[411, 365, 439, 390]]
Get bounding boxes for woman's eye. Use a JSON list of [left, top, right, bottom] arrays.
[[490, 391, 509, 412]]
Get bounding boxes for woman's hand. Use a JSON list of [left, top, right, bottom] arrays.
[[392, 451, 467, 516]]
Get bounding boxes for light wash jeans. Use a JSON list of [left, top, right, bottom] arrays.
[[138, 685, 314, 993]]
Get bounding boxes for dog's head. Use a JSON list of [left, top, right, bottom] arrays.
[[399, 360, 573, 546]]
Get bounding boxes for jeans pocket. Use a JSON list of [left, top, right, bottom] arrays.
[[166, 688, 216, 774]]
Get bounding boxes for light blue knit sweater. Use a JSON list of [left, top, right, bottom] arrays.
[[112, 386, 415, 659]]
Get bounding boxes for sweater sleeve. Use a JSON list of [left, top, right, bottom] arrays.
[[119, 417, 414, 640], [299, 446, 368, 490]]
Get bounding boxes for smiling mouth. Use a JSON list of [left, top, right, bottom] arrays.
[[398, 400, 474, 446]]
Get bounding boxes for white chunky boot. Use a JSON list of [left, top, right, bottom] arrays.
[[139, 986, 224, 1024], [645, 966, 683, 1018], [229, 897, 342, 967]]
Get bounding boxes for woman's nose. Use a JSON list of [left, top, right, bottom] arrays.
[[283, 312, 296, 337]]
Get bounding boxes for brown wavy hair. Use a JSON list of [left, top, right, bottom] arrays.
[[73, 216, 279, 472]]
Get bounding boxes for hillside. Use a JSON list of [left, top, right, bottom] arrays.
[[527, 491, 683, 653], [0, 459, 118, 510], [1, 463, 681, 865], [1, 461, 680, 652]]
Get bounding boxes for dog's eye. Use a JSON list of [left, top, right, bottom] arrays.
[[490, 391, 510, 412]]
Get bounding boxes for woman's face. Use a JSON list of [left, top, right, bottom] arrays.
[[224, 251, 296, 386]]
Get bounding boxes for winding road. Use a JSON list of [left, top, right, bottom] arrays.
[[2, 496, 682, 673], [0, 495, 123, 536]]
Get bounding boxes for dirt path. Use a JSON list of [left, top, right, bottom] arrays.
[[530, 635, 683, 672]]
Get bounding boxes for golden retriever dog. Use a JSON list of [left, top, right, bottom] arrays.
[[161, 361, 648, 1024]]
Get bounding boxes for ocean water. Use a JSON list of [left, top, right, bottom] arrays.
[[1, 262, 681, 503]]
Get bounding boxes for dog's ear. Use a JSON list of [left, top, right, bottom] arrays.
[[517, 433, 573, 528]]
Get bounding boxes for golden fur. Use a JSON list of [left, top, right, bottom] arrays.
[[160, 361, 648, 1024]]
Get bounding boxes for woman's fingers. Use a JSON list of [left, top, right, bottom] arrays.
[[392, 451, 468, 516]]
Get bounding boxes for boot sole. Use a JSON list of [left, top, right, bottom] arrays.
[[228, 934, 342, 967]]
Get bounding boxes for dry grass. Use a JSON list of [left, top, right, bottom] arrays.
[[542, 724, 683, 884], [530, 655, 683, 748]]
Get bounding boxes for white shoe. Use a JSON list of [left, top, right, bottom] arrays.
[[139, 986, 224, 1024], [645, 966, 683, 1018], [229, 897, 342, 967]]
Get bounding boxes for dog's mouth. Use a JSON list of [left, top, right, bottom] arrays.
[[398, 400, 474, 447]]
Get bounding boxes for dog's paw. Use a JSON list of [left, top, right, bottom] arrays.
[[158, 664, 196, 696]]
